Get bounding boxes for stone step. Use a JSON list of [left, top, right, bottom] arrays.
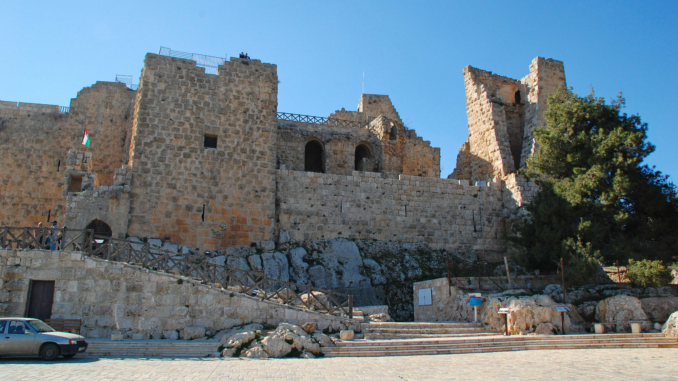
[[364, 327, 486, 334], [328, 337, 677, 352], [86, 340, 219, 357], [364, 332, 494, 340], [324, 342, 678, 357], [364, 322, 482, 329]]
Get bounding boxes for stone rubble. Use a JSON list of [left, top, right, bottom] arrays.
[[220, 322, 331, 359]]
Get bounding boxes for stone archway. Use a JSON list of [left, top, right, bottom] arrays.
[[86, 219, 112, 238], [355, 143, 373, 171]]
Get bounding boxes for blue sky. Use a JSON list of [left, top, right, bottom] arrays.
[[2, 1, 677, 180]]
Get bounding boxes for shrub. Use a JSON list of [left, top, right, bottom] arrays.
[[626, 259, 671, 288]]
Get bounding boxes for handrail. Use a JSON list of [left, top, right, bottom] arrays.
[[0, 226, 353, 319], [277, 112, 375, 129]]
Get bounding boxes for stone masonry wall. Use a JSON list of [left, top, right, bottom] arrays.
[[276, 169, 505, 252], [0, 83, 135, 228], [0, 249, 358, 338], [126, 54, 279, 249]]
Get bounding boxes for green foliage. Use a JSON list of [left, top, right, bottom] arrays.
[[513, 88, 678, 274], [626, 259, 671, 288]]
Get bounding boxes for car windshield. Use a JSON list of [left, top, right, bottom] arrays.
[[27, 320, 56, 333]]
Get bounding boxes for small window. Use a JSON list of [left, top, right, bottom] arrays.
[[204, 134, 218, 149], [514, 91, 521, 104], [69, 175, 83, 192]]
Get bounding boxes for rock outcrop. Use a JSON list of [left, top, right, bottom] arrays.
[[221, 322, 333, 359], [595, 295, 652, 332], [662, 311, 678, 338], [640, 297, 678, 323]]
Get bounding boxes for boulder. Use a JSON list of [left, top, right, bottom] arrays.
[[223, 331, 256, 349], [217, 323, 263, 345], [278, 230, 291, 244], [257, 240, 276, 252], [640, 297, 678, 323], [261, 252, 290, 282], [241, 344, 269, 359], [577, 301, 598, 322], [368, 313, 391, 322], [300, 351, 315, 359], [339, 330, 354, 341], [480, 294, 585, 335], [247, 254, 263, 271], [182, 326, 206, 340], [147, 238, 163, 248], [301, 322, 316, 334], [313, 239, 371, 290], [596, 295, 652, 332], [162, 330, 179, 340], [662, 311, 678, 338], [534, 322, 555, 335], [307, 265, 327, 288], [312, 332, 335, 347], [362, 259, 387, 285], [259, 323, 321, 358], [287, 247, 309, 284]]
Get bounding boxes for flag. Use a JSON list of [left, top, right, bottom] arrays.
[[82, 128, 90, 146]]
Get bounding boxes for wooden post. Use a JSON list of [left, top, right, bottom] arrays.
[[348, 295, 354, 319], [504, 256, 512, 290], [560, 257, 567, 303], [617, 260, 622, 295]]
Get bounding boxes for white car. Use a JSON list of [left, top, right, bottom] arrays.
[[0, 318, 88, 360]]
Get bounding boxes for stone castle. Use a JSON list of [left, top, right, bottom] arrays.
[[0, 50, 566, 257]]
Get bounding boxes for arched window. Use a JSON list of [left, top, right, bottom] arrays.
[[304, 140, 324, 173], [355, 143, 373, 171]]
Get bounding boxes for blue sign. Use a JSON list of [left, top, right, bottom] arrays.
[[469, 294, 482, 306]]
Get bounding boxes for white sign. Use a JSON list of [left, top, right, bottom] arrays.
[[498, 307, 513, 314], [418, 288, 432, 306], [554, 306, 570, 313], [469, 293, 481, 298]]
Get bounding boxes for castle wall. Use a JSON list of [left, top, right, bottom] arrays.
[[519, 57, 566, 168], [276, 121, 384, 175], [0, 249, 358, 339], [126, 54, 278, 249], [0, 83, 135, 228], [276, 169, 505, 252]]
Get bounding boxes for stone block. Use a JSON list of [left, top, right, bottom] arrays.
[[182, 326, 206, 340], [339, 330, 354, 341], [110, 332, 124, 341]]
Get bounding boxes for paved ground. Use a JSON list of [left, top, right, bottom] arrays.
[[1, 348, 677, 380]]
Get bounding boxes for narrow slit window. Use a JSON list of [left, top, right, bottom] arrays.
[[57, 160, 60, 172], [204, 134, 218, 149], [201, 204, 205, 222], [69, 175, 83, 192]]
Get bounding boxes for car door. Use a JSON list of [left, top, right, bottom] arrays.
[[5, 320, 37, 356], [0, 320, 8, 355]]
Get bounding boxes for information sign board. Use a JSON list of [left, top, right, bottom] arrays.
[[554, 306, 570, 313], [498, 307, 513, 314], [418, 288, 432, 306]]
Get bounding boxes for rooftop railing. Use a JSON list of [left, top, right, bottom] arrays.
[[158, 47, 227, 75], [277, 112, 375, 129]]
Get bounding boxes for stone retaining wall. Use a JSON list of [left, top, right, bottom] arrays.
[[0, 249, 358, 339]]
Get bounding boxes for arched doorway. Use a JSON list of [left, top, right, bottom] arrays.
[[86, 219, 112, 238], [305, 140, 325, 173], [355, 143, 373, 171]]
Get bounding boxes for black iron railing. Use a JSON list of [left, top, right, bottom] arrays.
[[0, 226, 353, 319], [277, 112, 375, 129]]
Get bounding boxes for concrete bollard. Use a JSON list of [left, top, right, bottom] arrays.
[[594, 323, 605, 334], [631, 322, 642, 334]]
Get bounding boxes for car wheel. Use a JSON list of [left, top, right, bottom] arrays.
[[63, 354, 76, 359], [40, 343, 60, 361]]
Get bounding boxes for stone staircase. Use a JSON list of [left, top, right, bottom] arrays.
[[84, 339, 220, 357], [363, 322, 490, 340], [324, 333, 678, 357]]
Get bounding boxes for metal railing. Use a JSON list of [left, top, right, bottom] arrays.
[[115, 75, 139, 91], [277, 112, 375, 129], [158, 47, 227, 75], [0, 227, 353, 319], [59, 106, 70, 113]]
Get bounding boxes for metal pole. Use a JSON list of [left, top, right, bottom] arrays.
[[474, 306, 478, 323], [561, 312, 565, 335], [560, 257, 567, 303], [504, 314, 509, 336], [348, 295, 353, 319], [504, 256, 512, 290]]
